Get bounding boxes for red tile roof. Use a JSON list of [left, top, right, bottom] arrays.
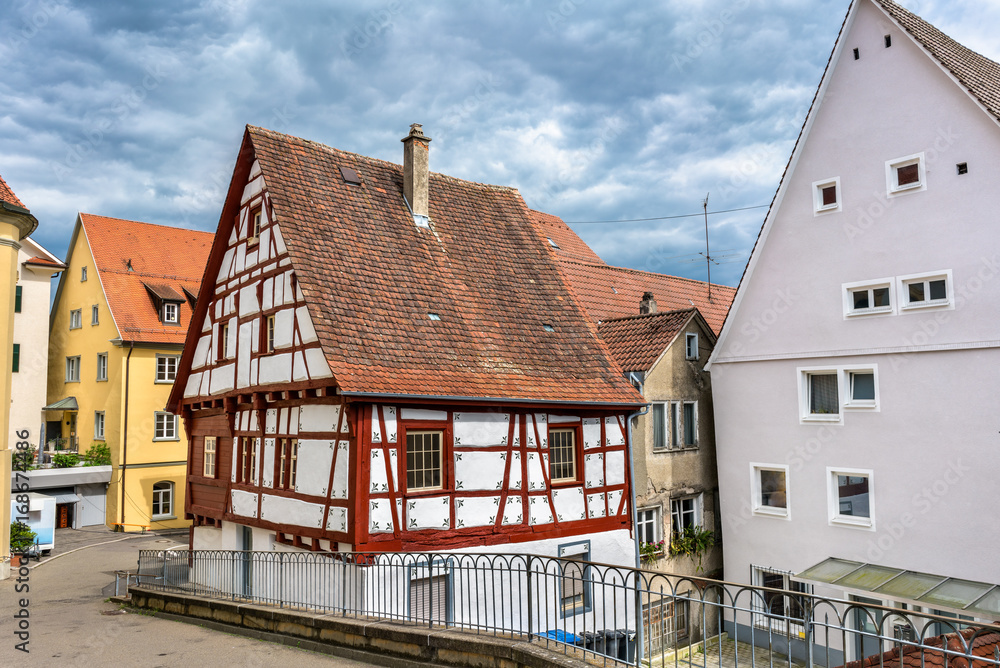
[[528, 210, 606, 265], [598, 309, 696, 372], [874, 0, 1000, 123], [841, 627, 1000, 668], [24, 256, 66, 269], [80, 214, 213, 345], [551, 260, 735, 335], [235, 126, 643, 405], [0, 172, 26, 209]]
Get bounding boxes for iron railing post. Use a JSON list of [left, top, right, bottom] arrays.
[[805, 598, 815, 668], [526, 555, 534, 641]]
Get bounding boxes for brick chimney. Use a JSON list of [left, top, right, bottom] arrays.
[[402, 123, 431, 223], [639, 291, 658, 315]]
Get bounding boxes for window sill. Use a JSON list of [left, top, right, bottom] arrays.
[[899, 300, 951, 312], [844, 402, 877, 410], [154, 379, 176, 384], [801, 414, 841, 424], [153, 438, 180, 442], [830, 516, 875, 531], [752, 506, 790, 520], [846, 307, 893, 318], [65, 380, 81, 384], [151, 515, 177, 521], [889, 182, 923, 196]]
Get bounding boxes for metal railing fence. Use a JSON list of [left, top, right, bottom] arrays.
[[134, 549, 1000, 668]]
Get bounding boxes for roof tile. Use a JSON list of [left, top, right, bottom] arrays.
[[598, 309, 695, 372], [0, 172, 26, 209]]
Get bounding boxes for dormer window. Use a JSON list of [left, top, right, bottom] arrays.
[[162, 302, 179, 324]]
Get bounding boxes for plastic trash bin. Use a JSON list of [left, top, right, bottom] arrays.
[[578, 631, 606, 656], [616, 629, 637, 662], [542, 629, 579, 645], [601, 629, 621, 658]]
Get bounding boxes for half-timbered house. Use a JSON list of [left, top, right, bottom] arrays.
[[167, 124, 646, 620]]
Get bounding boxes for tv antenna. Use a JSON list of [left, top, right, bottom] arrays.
[[702, 193, 712, 301]]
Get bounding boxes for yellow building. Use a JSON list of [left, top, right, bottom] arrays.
[[46, 214, 212, 531], [1, 173, 39, 579]]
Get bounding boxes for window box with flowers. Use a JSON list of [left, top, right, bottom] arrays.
[[640, 539, 667, 564]]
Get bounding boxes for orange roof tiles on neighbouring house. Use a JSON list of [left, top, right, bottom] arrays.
[[0, 172, 26, 209], [78, 213, 213, 345], [598, 308, 709, 372]]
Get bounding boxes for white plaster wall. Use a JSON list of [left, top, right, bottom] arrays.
[[711, 1, 1000, 593]]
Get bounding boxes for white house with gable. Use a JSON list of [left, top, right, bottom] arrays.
[[708, 0, 1000, 663]]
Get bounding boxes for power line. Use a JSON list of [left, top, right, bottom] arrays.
[[564, 204, 769, 225]]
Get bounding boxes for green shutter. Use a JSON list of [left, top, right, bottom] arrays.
[[14, 286, 21, 313], [12, 344, 19, 373]]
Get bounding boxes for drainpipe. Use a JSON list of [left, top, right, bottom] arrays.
[[121, 340, 133, 528], [626, 404, 650, 665]]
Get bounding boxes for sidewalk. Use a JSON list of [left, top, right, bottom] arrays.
[[25, 527, 189, 569]]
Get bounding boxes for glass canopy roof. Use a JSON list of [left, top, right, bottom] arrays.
[[796, 558, 1000, 619]]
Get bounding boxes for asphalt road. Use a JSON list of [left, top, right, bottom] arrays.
[[0, 528, 379, 667]]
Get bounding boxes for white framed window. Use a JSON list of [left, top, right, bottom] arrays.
[[91, 304, 99, 325], [153, 412, 178, 441], [681, 402, 697, 446], [670, 495, 701, 534], [203, 436, 217, 478], [885, 152, 925, 195], [70, 309, 82, 329], [156, 355, 179, 383], [94, 411, 105, 440], [218, 322, 230, 360], [843, 278, 894, 317], [637, 507, 661, 545], [751, 463, 789, 519], [685, 332, 699, 360], [151, 481, 174, 519], [249, 205, 262, 243], [898, 270, 952, 311], [264, 314, 276, 353], [812, 176, 841, 214], [842, 366, 878, 409], [752, 566, 811, 633], [828, 467, 875, 530], [558, 541, 591, 617], [162, 302, 179, 324], [96, 352, 108, 381], [65, 356, 81, 382], [652, 403, 667, 450], [798, 367, 842, 423]]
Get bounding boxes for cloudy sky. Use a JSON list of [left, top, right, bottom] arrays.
[[3, 0, 999, 287]]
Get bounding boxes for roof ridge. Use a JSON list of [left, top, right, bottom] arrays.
[[248, 125, 522, 194], [80, 212, 214, 236], [600, 308, 697, 324], [557, 257, 736, 291]]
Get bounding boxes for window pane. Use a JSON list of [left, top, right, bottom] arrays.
[[670, 404, 679, 448], [929, 279, 946, 300], [682, 404, 696, 445], [809, 374, 839, 414], [652, 404, 665, 449], [822, 185, 837, 206], [759, 470, 787, 508], [853, 290, 870, 310], [851, 373, 875, 401], [873, 287, 890, 307], [908, 282, 925, 302], [837, 475, 870, 518], [407, 431, 442, 490], [897, 163, 919, 186]]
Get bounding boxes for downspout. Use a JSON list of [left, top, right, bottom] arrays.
[[626, 404, 650, 664], [120, 341, 133, 528]]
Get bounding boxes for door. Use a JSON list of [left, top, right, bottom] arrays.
[[853, 595, 883, 661], [56, 503, 73, 529], [239, 526, 253, 597]]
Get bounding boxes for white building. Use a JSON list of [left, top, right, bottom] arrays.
[[708, 0, 1000, 663], [10, 237, 64, 451]]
